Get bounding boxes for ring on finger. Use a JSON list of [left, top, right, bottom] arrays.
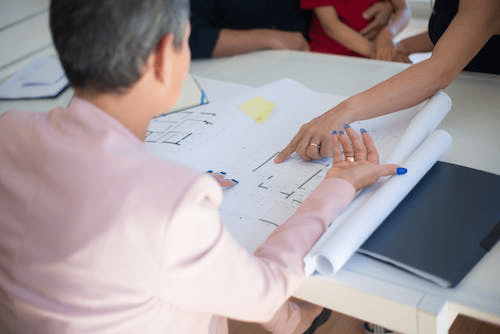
[[345, 156, 355, 163], [310, 142, 320, 149]]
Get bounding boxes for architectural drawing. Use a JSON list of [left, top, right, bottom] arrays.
[[146, 79, 453, 268]]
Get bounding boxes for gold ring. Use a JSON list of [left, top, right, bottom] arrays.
[[345, 157, 355, 162], [310, 143, 320, 148]]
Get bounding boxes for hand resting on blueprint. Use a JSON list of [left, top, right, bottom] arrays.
[[316, 126, 400, 191], [206, 170, 239, 190], [274, 109, 350, 163]]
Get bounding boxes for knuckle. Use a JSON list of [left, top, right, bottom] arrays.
[[354, 147, 366, 155]]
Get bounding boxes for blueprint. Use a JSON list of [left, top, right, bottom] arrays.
[[146, 78, 452, 275]]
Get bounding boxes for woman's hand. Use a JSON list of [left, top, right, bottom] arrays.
[[274, 107, 349, 163], [372, 31, 397, 61], [325, 126, 402, 191], [392, 41, 412, 63], [360, 1, 393, 40], [207, 171, 239, 190]]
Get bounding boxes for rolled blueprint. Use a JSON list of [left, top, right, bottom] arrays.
[[304, 129, 453, 276], [385, 91, 451, 164]]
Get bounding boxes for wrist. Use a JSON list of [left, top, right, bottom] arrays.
[[397, 39, 411, 54], [378, 28, 394, 41], [361, 40, 375, 58], [337, 96, 363, 124], [260, 29, 291, 50], [249, 29, 275, 49], [325, 100, 354, 129]]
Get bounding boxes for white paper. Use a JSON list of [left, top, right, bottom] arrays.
[[0, 56, 69, 99], [146, 78, 453, 266], [193, 76, 254, 102]]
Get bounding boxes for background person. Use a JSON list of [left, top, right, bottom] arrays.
[[301, 0, 410, 61], [275, 0, 500, 163], [189, 0, 395, 59], [396, 0, 500, 73]]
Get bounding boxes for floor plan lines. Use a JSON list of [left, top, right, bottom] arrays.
[[252, 152, 279, 173], [146, 109, 216, 145], [241, 152, 334, 227]]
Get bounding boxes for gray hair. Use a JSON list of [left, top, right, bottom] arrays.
[[50, 0, 189, 92]]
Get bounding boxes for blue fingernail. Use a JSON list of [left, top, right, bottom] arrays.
[[397, 167, 408, 175], [338, 130, 344, 135], [360, 128, 367, 134], [206, 170, 213, 173], [231, 178, 239, 184], [220, 171, 227, 175], [344, 123, 351, 129], [332, 130, 337, 135]]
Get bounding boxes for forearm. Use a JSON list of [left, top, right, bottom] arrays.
[[328, 23, 374, 56], [334, 0, 500, 124], [162, 176, 354, 322], [256, 178, 355, 266], [212, 29, 278, 58], [336, 57, 452, 124]]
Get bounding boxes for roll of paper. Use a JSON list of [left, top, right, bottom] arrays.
[[304, 129, 452, 275]]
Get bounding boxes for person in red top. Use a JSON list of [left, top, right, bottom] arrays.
[[301, 0, 410, 61]]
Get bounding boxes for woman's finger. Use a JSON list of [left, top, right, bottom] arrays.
[[338, 129, 354, 161], [275, 131, 303, 163], [361, 129, 379, 164], [305, 136, 323, 161], [344, 125, 367, 161], [207, 171, 239, 189], [295, 135, 313, 161], [331, 131, 344, 163], [318, 132, 334, 158]]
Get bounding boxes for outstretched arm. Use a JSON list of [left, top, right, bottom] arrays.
[[345, 0, 500, 119], [275, 0, 500, 162]]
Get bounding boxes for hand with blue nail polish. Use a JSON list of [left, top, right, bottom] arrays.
[[206, 171, 238, 190], [324, 128, 406, 191]]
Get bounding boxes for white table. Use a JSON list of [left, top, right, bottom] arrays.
[[190, 50, 500, 334]]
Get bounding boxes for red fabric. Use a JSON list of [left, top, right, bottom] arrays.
[[301, 0, 382, 56]]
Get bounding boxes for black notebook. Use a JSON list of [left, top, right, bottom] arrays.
[[358, 161, 500, 288]]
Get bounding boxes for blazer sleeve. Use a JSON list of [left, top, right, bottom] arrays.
[[159, 174, 355, 322], [189, 0, 221, 59]]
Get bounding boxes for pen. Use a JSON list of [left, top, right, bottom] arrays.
[[200, 90, 206, 105]]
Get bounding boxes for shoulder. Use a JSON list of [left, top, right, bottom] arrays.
[[0, 109, 50, 149], [0, 109, 42, 126]]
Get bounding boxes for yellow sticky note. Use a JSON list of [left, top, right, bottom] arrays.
[[238, 96, 275, 124]]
